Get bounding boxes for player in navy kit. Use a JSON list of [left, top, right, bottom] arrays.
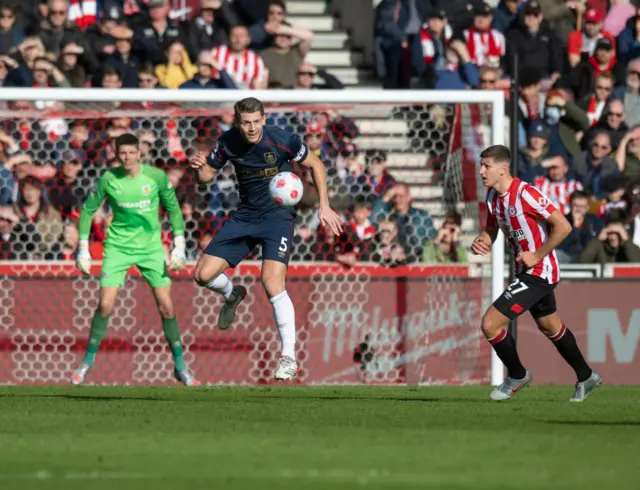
[[190, 97, 343, 380]]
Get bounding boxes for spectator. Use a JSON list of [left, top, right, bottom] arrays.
[[569, 37, 624, 101], [419, 8, 452, 71], [58, 41, 86, 87], [616, 10, 640, 63], [0, 176, 62, 259], [372, 183, 436, 263], [516, 66, 545, 139], [433, 39, 479, 90], [478, 65, 500, 90], [0, 4, 24, 55], [493, 0, 519, 34], [2, 36, 44, 86], [518, 121, 555, 181], [187, 0, 238, 54], [540, 0, 584, 48], [46, 149, 86, 218], [616, 58, 640, 127], [574, 130, 620, 198], [504, 1, 563, 79], [0, 54, 8, 85], [616, 126, 640, 182], [100, 64, 121, 88], [154, 40, 197, 89], [248, 0, 286, 51], [586, 99, 629, 150], [48, 222, 81, 260], [104, 24, 139, 88], [303, 121, 329, 161], [365, 150, 396, 197], [32, 56, 69, 87], [0, 129, 21, 205], [463, 3, 506, 68], [312, 223, 363, 268], [370, 218, 407, 267], [137, 63, 161, 89], [605, 0, 635, 37], [579, 218, 640, 263], [294, 62, 343, 90], [374, 0, 430, 89], [260, 21, 313, 88], [596, 177, 629, 219], [85, 10, 121, 63], [533, 154, 583, 214], [422, 213, 467, 263], [133, 0, 191, 64], [179, 50, 235, 89], [212, 24, 267, 89], [567, 8, 615, 68], [349, 198, 377, 241], [579, 72, 615, 127], [557, 189, 605, 263]]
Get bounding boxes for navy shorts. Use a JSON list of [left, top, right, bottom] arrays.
[[493, 274, 558, 321], [204, 214, 295, 267]]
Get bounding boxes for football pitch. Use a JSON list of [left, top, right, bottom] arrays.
[[1, 386, 639, 490]]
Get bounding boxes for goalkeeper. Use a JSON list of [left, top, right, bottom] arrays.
[[71, 133, 198, 386]]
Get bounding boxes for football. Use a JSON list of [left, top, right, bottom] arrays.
[[269, 171, 304, 207]]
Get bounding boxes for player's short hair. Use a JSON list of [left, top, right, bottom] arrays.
[[234, 97, 265, 121], [480, 145, 511, 165], [115, 133, 139, 151]]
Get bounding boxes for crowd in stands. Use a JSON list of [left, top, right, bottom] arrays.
[[4, 0, 640, 267], [375, 0, 640, 264]]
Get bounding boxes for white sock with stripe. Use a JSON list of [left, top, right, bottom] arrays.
[[205, 274, 235, 301], [269, 290, 296, 359]]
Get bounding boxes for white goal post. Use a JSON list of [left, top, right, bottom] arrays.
[[0, 88, 505, 386]]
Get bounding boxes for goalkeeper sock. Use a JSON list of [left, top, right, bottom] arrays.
[[83, 312, 110, 367], [269, 290, 296, 359], [547, 323, 592, 382], [162, 316, 186, 372], [205, 274, 235, 301], [487, 328, 527, 380]]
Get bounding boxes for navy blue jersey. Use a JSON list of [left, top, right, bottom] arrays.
[[207, 125, 308, 218]]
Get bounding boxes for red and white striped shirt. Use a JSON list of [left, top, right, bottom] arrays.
[[532, 177, 583, 215], [486, 178, 560, 283], [463, 28, 505, 67], [420, 24, 452, 65], [211, 45, 265, 89], [68, 0, 97, 31]]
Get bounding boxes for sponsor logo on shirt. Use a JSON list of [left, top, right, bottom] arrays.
[[538, 197, 548, 207], [294, 144, 307, 162], [120, 200, 152, 209], [510, 229, 525, 241]]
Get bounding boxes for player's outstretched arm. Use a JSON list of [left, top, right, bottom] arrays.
[[76, 175, 107, 275], [191, 151, 217, 184], [158, 170, 187, 271], [299, 152, 343, 236]]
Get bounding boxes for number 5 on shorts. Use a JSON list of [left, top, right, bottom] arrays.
[[279, 237, 288, 252], [507, 278, 529, 295]]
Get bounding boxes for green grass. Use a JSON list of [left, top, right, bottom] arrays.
[[0, 386, 639, 490]]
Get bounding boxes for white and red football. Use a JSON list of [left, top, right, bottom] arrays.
[[269, 172, 304, 207]]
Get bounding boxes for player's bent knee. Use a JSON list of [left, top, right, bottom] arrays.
[[157, 301, 175, 319], [98, 300, 115, 317], [535, 313, 561, 336], [480, 308, 508, 339]]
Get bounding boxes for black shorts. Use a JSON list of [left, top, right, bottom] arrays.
[[493, 274, 558, 320]]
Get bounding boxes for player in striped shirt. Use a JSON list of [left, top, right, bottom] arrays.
[[532, 155, 583, 215], [471, 145, 601, 402]]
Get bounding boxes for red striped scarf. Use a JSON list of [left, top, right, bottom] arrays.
[[465, 27, 503, 66], [420, 23, 452, 65], [68, 0, 97, 30]]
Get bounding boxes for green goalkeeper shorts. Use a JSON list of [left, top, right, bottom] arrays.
[[100, 247, 171, 288]]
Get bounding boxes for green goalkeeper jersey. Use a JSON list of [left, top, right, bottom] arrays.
[[78, 164, 184, 253]]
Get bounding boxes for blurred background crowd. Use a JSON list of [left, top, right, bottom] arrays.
[[2, 0, 640, 267]]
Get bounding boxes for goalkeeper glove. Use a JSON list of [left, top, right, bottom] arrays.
[[169, 235, 187, 271], [76, 239, 92, 276]]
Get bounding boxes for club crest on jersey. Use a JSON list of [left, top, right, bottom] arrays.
[[538, 197, 548, 207], [141, 184, 151, 195], [508, 206, 517, 217], [264, 152, 276, 165]]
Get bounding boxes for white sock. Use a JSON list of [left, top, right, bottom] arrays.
[[269, 290, 296, 360], [205, 274, 235, 300]]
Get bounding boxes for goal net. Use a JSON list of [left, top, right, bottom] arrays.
[[0, 89, 505, 386]]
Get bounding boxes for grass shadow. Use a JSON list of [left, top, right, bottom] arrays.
[[543, 420, 640, 427]]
